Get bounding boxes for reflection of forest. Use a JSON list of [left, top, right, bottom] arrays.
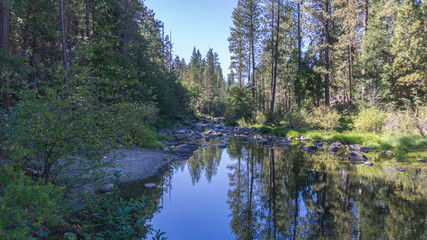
[[121, 141, 426, 239], [226, 142, 427, 240]]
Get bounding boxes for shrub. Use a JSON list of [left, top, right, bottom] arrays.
[[76, 184, 154, 239], [0, 165, 64, 239], [309, 107, 341, 130], [384, 105, 427, 136], [353, 107, 389, 132], [224, 86, 254, 125], [283, 107, 308, 128], [2, 93, 116, 185]]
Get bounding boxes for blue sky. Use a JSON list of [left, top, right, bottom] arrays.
[[145, 0, 237, 76]]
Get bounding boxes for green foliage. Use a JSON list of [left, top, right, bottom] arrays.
[[76, 186, 154, 240], [0, 165, 64, 239], [2, 88, 115, 184], [353, 107, 389, 132], [309, 107, 341, 130], [225, 86, 254, 125]]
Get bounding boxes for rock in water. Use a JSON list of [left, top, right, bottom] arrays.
[[328, 146, 339, 153], [348, 151, 368, 161], [303, 145, 318, 152], [218, 144, 227, 149], [364, 161, 373, 167], [144, 183, 156, 189]]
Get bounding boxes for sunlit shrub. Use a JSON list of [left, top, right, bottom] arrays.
[[353, 107, 389, 132], [309, 107, 341, 130], [384, 105, 427, 136]]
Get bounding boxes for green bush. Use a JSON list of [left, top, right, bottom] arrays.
[[353, 107, 389, 132], [224, 86, 254, 125], [0, 165, 64, 239], [3, 93, 115, 185], [283, 107, 309, 128], [76, 185, 154, 239], [309, 107, 341, 130]]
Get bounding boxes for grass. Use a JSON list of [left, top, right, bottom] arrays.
[[249, 124, 427, 159]]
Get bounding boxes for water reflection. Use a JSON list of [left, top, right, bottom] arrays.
[[226, 142, 426, 239], [121, 141, 427, 239]]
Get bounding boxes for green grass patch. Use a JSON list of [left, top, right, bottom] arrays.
[[246, 123, 427, 158]]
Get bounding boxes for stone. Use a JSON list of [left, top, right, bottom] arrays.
[[144, 183, 156, 189], [385, 150, 393, 156], [418, 158, 426, 163], [297, 145, 303, 150], [218, 144, 228, 149], [360, 147, 370, 153], [101, 183, 114, 193], [397, 168, 405, 172], [287, 137, 293, 141], [328, 146, 339, 153], [276, 142, 290, 147], [303, 145, 318, 152], [348, 151, 368, 161], [364, 161, 373, 167]]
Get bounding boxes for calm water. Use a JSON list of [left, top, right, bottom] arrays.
[[121, 140, 427, 239]]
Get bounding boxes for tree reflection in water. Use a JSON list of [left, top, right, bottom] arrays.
[[121, 141, 426, 239], [226, 142, 426, 239]]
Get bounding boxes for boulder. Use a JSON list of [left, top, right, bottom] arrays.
[[276, 142, 290, 147], [303, 145, 318, 152], [360, 147, 370, 153], [348, 151, 368, 161], [100, 183, 114, 193], [144, 183, 156, 189], [328, 146, 339, 153], [364, 161, 373, 167]]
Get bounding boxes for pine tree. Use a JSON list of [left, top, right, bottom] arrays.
[[389, 0, 426, 104]]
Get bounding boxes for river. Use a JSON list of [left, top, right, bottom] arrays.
[[121, 139, 427, 239]]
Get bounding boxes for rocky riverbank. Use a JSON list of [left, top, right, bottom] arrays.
[[103, 117, 425, 191]]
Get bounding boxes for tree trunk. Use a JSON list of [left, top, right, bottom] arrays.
[[86, 0, 90, 39], [361, 0, 369, 101], [323, 0, 330, 106], [0, 0, 10, 110], [269, 0, 280, 113], [250, 0, 256, 100], [60, 0, 69, 73], [122, 0, 129, 56], [348, 45, 352, 106], [296, 0, 303, 105]]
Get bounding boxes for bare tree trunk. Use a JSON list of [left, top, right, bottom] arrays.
[[323, 0, 330, 106], [86, 0, 90, 39], [361, 0, 369, 101], [250, 0, 256, 100], [60, 0, 69, 73], [296, 0, 303, 105], [348, 45, 352, 106], [269, 0, 280, 113], [1, 0, 10, 110]]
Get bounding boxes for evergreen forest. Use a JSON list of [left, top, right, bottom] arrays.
[[0, 0, 425, 239]]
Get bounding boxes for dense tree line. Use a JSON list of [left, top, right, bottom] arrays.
[[175, 47, 226, 116], [0, 0, 188, 115], [227, 0, 426, 120]]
